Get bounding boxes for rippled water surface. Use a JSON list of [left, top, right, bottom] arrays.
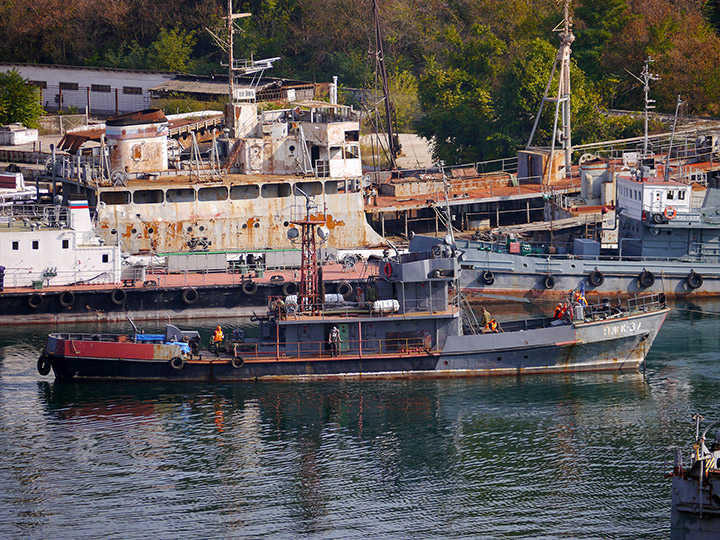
[[1, 301, 719, 539]]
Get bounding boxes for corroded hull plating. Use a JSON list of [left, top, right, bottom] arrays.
[[42, 307, 668, 382], [671, 475, 720, 540], [95, 176, 383, 252]]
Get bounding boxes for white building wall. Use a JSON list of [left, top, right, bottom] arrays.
[[0, 64, 175, 115]]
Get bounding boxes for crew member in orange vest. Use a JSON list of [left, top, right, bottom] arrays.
[[212, 325, 224, 356]]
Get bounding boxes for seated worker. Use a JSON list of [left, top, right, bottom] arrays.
[[488, 318, 499, 333], [554, 303, 564, 319]]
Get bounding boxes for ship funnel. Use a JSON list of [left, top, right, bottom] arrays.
[[106, 109, 169, 174], [67, 194, 92, 231]]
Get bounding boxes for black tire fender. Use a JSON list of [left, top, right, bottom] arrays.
[[110, 288, 127, 305], [638, 270, 655, 288], [181, 287, 199, 305], [588, 269, 604, 287], [241, 280, 258, 296], [37, 353, 51, 376], [28, 293, 44, 310], [170, 357, 184, 370], [282, 282, 298, 296], [543, 275, 555, 290], [231, 356, 244, 369], [482, 270, 494, 285], [58, 290, 75, 308], [686, 271, 703, 290]]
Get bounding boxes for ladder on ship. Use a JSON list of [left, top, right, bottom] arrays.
[[458, 291, 482, 335], [294, 124, 314, 176]]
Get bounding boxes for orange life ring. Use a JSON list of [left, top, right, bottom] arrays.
[[384, 262, 392, 278], [664, 206, 677, 220]]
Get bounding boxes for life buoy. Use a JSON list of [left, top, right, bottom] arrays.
[[686, 271, 703, 290], [482, 270, 494, 285], [282, 282, 298, 296], [588, 269, 604, 287], [58, 290, 75, 308], [37, 353, 51, 376], [638, 269, 655, 288], [384, 262, 393, 278], [241, 280, 258, 296], [170, 357, 184, 370], [231, 356, 244, 369], [182, 287, 199, 305], [110, 288, 127, 305], [28, 294, 43, 309], [337, 281, 352, 299], [664, 206, 677, 220], [543, 275, 555, 290]]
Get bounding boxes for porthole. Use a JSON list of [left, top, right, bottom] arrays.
[[524, 355, 528, 359], [110, 229, 117, 235], [186, 226, 193, 233], [443, 361, 448, 366], [131, 228, 137, 234], [571, 264, 576, 269], [289, 145, 296, 152], [199, 226, 205, 232], [147, 227, 154, 234], [497, 356, 502, 361], [254, 222, 260, 228], [242, 223, 248, 229], [522, 263, 528, 268]]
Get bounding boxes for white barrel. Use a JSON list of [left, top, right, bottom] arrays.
[[285, 294, 298, 304], [324, 293, 344, 303], [372, 299, 400, 313]]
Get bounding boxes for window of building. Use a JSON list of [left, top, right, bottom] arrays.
[[198, 186, 228, 202], [11, 241, 18, 251], [324, 181, 339, 195], [329, 146, 343, 160], [295, 181, 322, 196], [102, 254, 109, 263], [133, 189, 164, 204], [32, 240, 39, 250], [62, 239, 69, 249], [679, 191, 686, 200], [166, 188, 196, 203], [344, 145, 359, 159], [91, 84, 111, 93], [59, 82, 79, 91], [230, 185, 259, 200], [29, 80, 47, 89], [100, 191, 131, 205], [667, 191, 674, 200], [123, 86, 143, 95]]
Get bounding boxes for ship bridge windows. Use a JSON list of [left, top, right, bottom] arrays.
[[345, 130, 359, 142], [261, 183, 291, 198], [295, 181, 322, 196], [198, 186, 228, 202], [679, 191, 686, 200], [324, 181, 339, 195], [11, 241, 18, 250], [329, 146, 342, 160], [166, 188, 195, 203], [100, 191, 130, 205], [133, 189, 164, 204], [230, 185, 259, 200], [345, 145, 359, 159]]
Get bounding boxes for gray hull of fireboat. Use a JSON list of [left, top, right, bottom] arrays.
[[671, 474, 720, 540]]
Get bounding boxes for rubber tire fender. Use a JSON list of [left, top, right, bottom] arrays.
[[231, 356, 244, 369], [58, 290, 75, 308], [110, 288, 127, 305], [37, 353, 51, 376], [686, 271, 703, 290], [543, 275, 555, 290], [241, 280, 258, 296], [588, 269, 605, 287], [638, 270, 655, 288], [28, 293, 44, 309], [181, 287, 199, 305], [482, 270, 494, 285], [282, 282, 298, 296], [170, 357, 184, 370]]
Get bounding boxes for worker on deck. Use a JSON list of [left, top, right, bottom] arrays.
[[480, 307, 492, 328], [329, 326, 342, 357], [554, 302, 567, 319], [488, 318, 499, 333], [573, 290, 588, 306], [274, 297, 286, 320], [212, 325, 224, 356]]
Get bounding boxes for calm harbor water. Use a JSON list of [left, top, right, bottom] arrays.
[[1, 301, 719, 539]]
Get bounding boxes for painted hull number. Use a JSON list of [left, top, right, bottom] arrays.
[[603, 321, 641, 337]]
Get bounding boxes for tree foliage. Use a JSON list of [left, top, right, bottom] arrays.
[[0, 69, 45, 128]]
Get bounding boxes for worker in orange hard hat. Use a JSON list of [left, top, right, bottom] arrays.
[[212, 325, 224, 356]]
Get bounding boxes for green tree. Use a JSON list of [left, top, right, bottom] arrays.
[[147, 26, 197, 72], [0, 69, 44, 128]]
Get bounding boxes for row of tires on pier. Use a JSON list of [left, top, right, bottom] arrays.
[[479, 268, 705, 290], [24, 280, 357, 311]]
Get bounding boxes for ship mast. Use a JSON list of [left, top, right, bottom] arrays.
[[372, 0, 400, 171], [526, 0, 574, 181], [290, 188, 327, 312]]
